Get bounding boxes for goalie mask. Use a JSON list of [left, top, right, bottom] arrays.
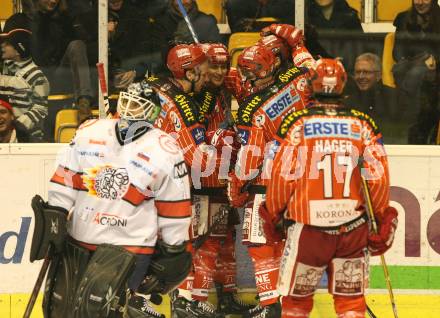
[[116, 81, 161, 143]]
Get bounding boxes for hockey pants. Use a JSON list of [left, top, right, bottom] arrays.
[[278, 222, 369, 318], [192, 230, 237, 301]]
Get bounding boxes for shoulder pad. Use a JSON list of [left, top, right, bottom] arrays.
[[145, 76, 172, 92], [174, 94, 200, 126], [278, 108, 310, 137], [237, 94, 264, 126], [199, 91, 216, 120], [277, 65, 307, 84], [349, 108, 380, 133]]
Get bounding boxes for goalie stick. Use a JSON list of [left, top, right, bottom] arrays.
[[23, 245, 53, 318], [96, 62, 113, 118]]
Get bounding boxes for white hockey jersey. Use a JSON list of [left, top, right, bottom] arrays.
[[48, 119, 192, 254]]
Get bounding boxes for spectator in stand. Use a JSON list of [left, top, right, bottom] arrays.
[[225, 0, 295, 33], [307, 0, 363, 32], [0, 95, 30, 143], [392, 0, 440, 144], [344, 53, 406, 144], [0, 17, 50, 142], [78, 0, 154, 91], [152, 0, 221, 58], [26, 0, 93, 123]]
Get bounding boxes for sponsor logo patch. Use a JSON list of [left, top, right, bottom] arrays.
[[173, 161, 188, 178], [191, 127, 205, 145], [262, 86, 300, 120], [303, 118, 361, 140]]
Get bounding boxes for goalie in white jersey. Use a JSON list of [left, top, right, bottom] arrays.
[[30, 82, 192, 318]]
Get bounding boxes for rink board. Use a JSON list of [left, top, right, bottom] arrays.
[[1, 144, 440, 317]]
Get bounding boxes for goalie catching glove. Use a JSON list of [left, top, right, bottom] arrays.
[[368, 206, 398, 256], [138, 240, 192, 295]]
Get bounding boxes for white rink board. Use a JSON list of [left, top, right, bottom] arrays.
[[1, 144, 440, 293]]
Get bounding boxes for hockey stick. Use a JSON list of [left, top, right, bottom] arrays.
[[366, 305, 378, 318], [96, 62, 112, 119], [175, 0, 199, 43], [360, 175, 399, 318], [23, 245, 53, 318]]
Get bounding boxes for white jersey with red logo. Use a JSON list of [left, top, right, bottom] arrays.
[[48, 119, 192, 254]]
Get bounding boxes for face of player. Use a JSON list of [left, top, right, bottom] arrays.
[[314, 0, 334, 7], [109, 0, 124, 11], [208, 63, 228, 87], [354, 59, 381, 91], [37, 0, 60, 12], [1, 42, 19, 61], [193, 60, 210, 93], [0, 105, 14, 135], [413, 0, 432, 15]]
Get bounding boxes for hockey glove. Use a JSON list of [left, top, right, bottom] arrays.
[[368, 206, 398, 256], [258, 203, 282, 244], [227, 171, 249, 208], [261, 24, 304, 48]]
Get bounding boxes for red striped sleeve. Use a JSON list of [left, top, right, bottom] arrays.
[[122, 184, 150, 206], [50, 165, 86, 190], [155, 200, 191, 218]]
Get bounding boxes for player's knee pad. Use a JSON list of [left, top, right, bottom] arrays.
[[282, 296, 314, 315], [333, 295, 366, 316]]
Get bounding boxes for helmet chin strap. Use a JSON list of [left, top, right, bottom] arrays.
[[186, 68, 201, 93]]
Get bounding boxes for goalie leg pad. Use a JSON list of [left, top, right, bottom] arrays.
[[43, 240, 91, 318], [30, 194, 68, 262], [72, 244, 136, 318]]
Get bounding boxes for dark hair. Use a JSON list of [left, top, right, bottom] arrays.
[[406, 1, 440, 32]]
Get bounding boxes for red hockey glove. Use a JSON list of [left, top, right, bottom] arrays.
[[227, 171, 249, 208], [258, 203, 282, 244], [292, 45, 315, 69], [368, 206, 398, 256], [206, 128, 240, 165], [262, 24, 304, 48]]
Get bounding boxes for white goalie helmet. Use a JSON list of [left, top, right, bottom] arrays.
[[117, 81, 161, 124]]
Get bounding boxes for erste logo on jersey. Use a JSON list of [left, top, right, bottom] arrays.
[[262, 84, 300, 120], [303, 118, 361, 140]]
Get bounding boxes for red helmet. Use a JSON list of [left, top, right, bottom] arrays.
[[310, 58, 347, 96], [167, 44, 207, 79], [204, 43, 230, 65], [258, 35, 289, 61], [237, 45, 276, 81]]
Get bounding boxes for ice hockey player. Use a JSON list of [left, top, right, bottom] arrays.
[[31, 83, 193, 318], [261, 58, 398, 318], [189, 42, 253, 316], [145, 43, 226, 317], [226, 40, 311, 317]]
